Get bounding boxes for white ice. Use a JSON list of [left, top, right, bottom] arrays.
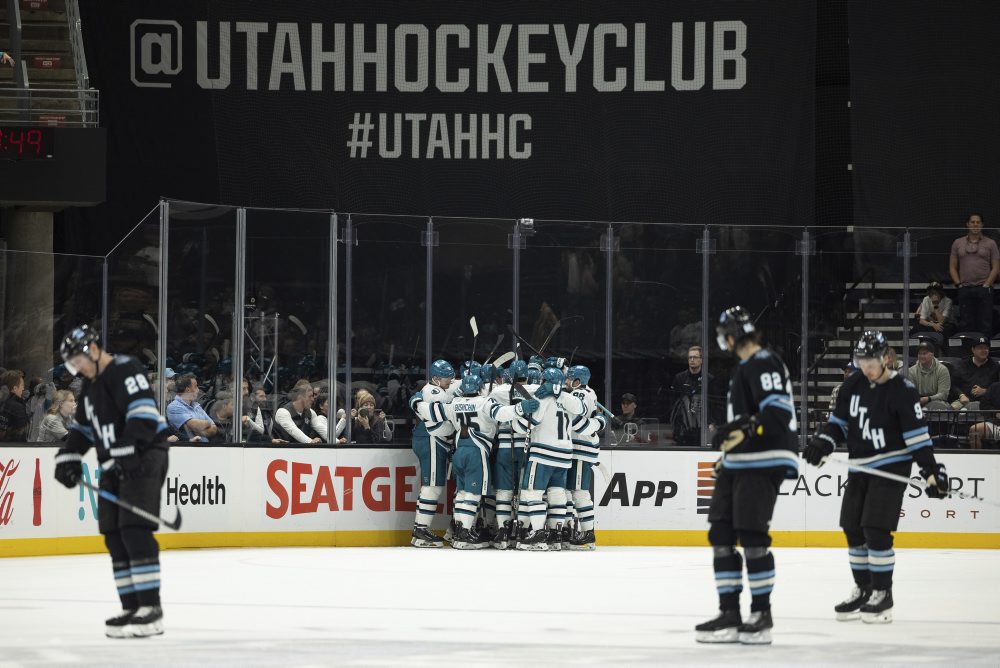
[[1, 546, 998, 666]]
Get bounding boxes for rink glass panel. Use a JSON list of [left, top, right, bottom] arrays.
[[164, 202, 238, 439], [610, 224, 703, 448], [347, 215, 425, 444], [105, 217, 160, 371], [0, 249, 103, 397], [243, 209, 331, 442], [431, 217, 513, 373], [516, 221, 606, 385]]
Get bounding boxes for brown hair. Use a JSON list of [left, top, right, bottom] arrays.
[[0, 369, 24, 392], [47, 390, 75, 415]]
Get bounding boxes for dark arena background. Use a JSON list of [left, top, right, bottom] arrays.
[[0, 1, 998, 664]]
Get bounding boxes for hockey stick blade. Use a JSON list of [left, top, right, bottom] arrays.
[[815, 455, 1000, 508], [469, 316, 479, 338], [78, 479, 184, 531], [492, 351, 516, 367]]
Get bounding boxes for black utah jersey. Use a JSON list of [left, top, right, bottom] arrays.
[[63, 355, 169, 462], [721, 348, 799, 477], [824, 371, 934, 470]]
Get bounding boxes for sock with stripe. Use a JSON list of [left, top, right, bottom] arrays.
[[712, 546, 743, 611], [745, 547, 776, 613]]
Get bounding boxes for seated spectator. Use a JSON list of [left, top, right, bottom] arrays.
[[236, 378, 266, 441], [0, 369, 30, 441], [950, 335, 999, 410], [350, 389, 389, 444], [273, 383, 323, 444], [36, 390, 76, 442], [26, 377, 52, 442], [210, 390, 235, 442], [829, 361, 856, 415], [885, 346, 904, 372], [312, 393, 347, 443], [907, 342, 951, 410], [966, 379, 1000, 449], [911, 281, 956, 342], [166, 373, 219, 442], [611, 393, 642, 443]]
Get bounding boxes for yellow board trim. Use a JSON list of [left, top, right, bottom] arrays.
[[2, 530, 998, 557]]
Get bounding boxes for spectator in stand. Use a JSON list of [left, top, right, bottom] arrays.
[[36, 390, 77, 442], [167, 373, 219, 442], [350, 389, 388, 444], [966, 380, 1000, 449], [611, 393, 642, 443], [273, 382, 323, 444], [0, 369, 30, 441], [907, 342, 952, 410], [885, 346, 903, 372], [911, 281, 955, 344], [950, 336, 1000, 410], [236, 378, 266, 441], [26, 377, 52, 442], [950, 213, 999, 336], [313, 393, 347, 444], [828, 361, 856, 415], [669, 346, 719, 446], [0, 51, 14, 67]]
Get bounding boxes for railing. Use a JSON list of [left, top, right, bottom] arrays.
[[6, 0, 30, 106], [65, 0, 96, 125], [0, 87, 99, 126]]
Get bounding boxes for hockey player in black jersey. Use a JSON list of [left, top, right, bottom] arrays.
[[695, 306, 798, 646], [804, 330, 949, 624], [52, 325, 171, 638]]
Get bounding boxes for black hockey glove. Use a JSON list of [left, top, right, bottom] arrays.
[[110, 451, 145, 482], [802, 434, 836, 467], [54, 452, 82, 489], [920, 463, 949, 499], [711, 415, 759, 452]]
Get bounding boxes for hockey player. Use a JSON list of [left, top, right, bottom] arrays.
[[408, 359, 457, 548], [513, 366, 585, 551], [803, 330, 949, 624], [566, 365, 606, 550], [52, 325, 170, 638], [695, 306, 799, 645], [491, 359, 531, 548], [444, 373, 537, 548]]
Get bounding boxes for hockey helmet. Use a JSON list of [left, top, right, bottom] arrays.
[[430, 359, 455, 381], [509, 359, 528, 380], [716, 306, 756, 351], [526, 367, 543, 384], [854, 330, 888, 361], [567, 365, 591, 387], [459, 373, 482, 396], [542, 367, 565, 386], [60, 325, 100, 376]]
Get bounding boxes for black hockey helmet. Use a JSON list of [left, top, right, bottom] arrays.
[[60, 324, 100, 376], [716, 306, 756, 351], [853, 330, 888, 361]]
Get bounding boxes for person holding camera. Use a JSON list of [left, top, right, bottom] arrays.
[[351, 389, 389, 444]]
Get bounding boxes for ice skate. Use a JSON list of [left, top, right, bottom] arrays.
[[695, 609, 741, 643], [124, 606, 163, 638], [491, 522, 512, 550], [835, 585, 872, 621], [451, 526, 490, 550], [738, 610, 773, 645], [546, 524, 563, 552], [104, 609, 136, 639], [860, 589, 893, 624], [410, 525, 444, 548], [515, 527, 549, 551], [569, 529, 596, 551]]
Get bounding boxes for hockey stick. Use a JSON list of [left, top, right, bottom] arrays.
[[537, 320, 561, 356], [508, 325, 542, 358], [469, 316, 479, 363], [567, 346, 579, 368], [492, 351, 516, 368], [483, 333, 505, 364], [816, 455, 1000, 508], [77, 479, 183, 530], [594, 400, 616, 419]]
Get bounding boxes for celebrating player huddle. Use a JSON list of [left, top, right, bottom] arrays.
[[408, 355, 606, 551]]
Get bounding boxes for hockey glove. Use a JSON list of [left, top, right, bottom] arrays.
[[551, 382, 562, 397], [802, 434, 836, 467], [711, 457, 723, 479], [110, 450, 145, 482], [54, 452, 82, 489], [408, 391, 424, 413], [546, 356, 566, 370], [920, 463, 949, 499], [711, 415, 759, 452], [516, 399, 540, 416], [534, 383, 554, 399]]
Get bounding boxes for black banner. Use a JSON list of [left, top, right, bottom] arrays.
[[849, 1, 1000, 230], [78, 0, 814, 237]]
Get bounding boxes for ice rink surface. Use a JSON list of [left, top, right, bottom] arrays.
[[1, 545, 998, 666]]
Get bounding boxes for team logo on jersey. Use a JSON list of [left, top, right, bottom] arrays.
[[849, 395, 886, 449], [84, 397, 117, 450]]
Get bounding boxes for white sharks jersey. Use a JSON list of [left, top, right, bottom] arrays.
[[416, 382, 456, 440], [513, 389, 585, 469], [445, 395, 521, 454], [568, 386, 606, 463]]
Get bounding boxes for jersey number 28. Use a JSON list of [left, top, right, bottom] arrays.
[[124, 374, 150, 395]]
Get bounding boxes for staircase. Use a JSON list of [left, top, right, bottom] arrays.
[[799, 281, 930, 430], [0, 0, 96, 126]]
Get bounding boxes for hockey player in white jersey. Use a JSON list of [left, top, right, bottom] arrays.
[[513, 366, 585, 551], [490, 359, 531, 549], [566, 365, 607, 550], [444, 373, 538, 549], [407, 359, 458, 547]]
